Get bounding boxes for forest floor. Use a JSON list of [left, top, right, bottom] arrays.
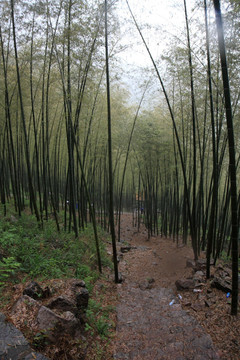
[[107, 213, 239, 360], [1, 213, 239, 359]]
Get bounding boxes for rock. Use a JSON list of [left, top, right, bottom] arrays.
[[193, 271, 205, 283], [45, 280, 89, 323], [118, 272, 124, 283], [175, 279, 195, 290], [0, 312, 48, 360], [0, 312, 30, 359], [23, 281, 44, 300], [194, 259, 214, 271], [139, 281, 151, 290], [217, 265, 231, 277], [147, 278, 155, 284], [71, 279, 86, 288], [75, 287, 89, 311], [211, 277, 232, 293], [63, 311, 77, 322], [46, 296, 78, 315], [206, 292, 213, 299], [195, 270, 205, 277], [194, 282, 205, 288], [204, 300, 211, 307], [118, 253, 124, 261], [37, 306, 78, 340], [191, 302, 205, 312], [11, 279, 89, 345], [42, 286, 51, 298], [183, 301, 192, 306], [11, 295, 80, 342], [11, 295, 41, 317], [186, 259, 196, 268], [120, 246, 132, 253], [139, 278, 155, 290], [71, 280, 89, 316], [204, 293, 216, 306]]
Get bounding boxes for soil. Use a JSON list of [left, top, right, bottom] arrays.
[[110, 213, 240, 360]]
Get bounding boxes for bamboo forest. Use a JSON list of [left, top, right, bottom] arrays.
[[0, 0, 239, 359]]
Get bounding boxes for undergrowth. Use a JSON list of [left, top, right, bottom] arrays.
[[85, 298, 115, 339], [0, 210, 116, 357], [0, 212, 112, 289]]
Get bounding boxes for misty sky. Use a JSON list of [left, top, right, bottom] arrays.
[[113, 0, 198, 105]]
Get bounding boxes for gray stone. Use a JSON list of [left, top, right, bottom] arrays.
[[139, 278, 155, 290], [11, 295, 79, 342], [193, 271, 205, 283], [71, 280, 86, 288], [175, 279, 195, 290], [11, 295, 41, 317], [195, 271, 205, 277], [10, 279, 89, 347], [211, 277, 232, 293], [117, 272, 124, 283], [0, 312, 30, 359], [37, 306, 78, 340], [194, 259, 214, 271], [46, 295, 78, 315], [120, 246, 132, 253], [0, 312, 48, 360], [186, 259, 195, 268]]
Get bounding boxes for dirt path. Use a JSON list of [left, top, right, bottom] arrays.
[[112, 214, 220, 359]]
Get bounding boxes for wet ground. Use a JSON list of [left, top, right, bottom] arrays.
[[113, 214, 220, 359]]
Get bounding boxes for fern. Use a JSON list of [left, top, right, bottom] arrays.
[[0, 257, 21, 286]]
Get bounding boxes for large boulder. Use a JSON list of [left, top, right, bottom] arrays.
[[11, 295, 79, 342], [46, 295, 78, 315], [11, 279, 89, 343], [37, 306, 78, 340], [0, 312, 48, 360], [46, 279, 89, 323]]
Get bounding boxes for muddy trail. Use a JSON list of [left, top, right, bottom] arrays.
[[112, 213, 220, 360]]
